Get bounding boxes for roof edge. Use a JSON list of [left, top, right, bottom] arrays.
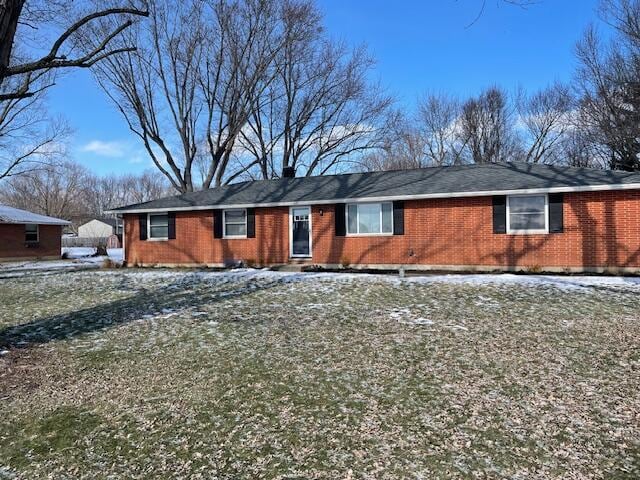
[[0, 219, 71, 225], [105, 182, 640, 214]]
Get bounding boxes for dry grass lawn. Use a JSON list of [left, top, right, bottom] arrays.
[[1, 267, 639, 479]]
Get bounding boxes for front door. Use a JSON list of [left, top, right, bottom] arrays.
[[291, 207, 311, 257]]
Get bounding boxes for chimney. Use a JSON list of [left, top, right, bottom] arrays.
[[282, 166, 295, 178]]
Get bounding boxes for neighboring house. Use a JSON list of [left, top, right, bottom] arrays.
[[78, 218, 122, 238], [106, 163, 640, 274], [0, 205, 70, 261]]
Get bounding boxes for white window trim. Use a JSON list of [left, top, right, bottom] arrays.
[[147, 213, 169, 241], [289, 206, 313, 258], [223, 208, 248, 239], [506, 194, 549, 235], [25, 224, 39, 243], [346, 202, 394, 236]]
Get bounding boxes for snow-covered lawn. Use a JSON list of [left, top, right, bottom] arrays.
[[0, 268, 639, 478], [61, 247, 99, 259], [0, 248, 123, 275]]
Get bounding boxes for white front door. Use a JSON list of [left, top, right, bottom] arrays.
[[290, 207, 312, 258]]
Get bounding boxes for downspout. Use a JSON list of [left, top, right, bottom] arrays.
[[120, 214, 126, 266]]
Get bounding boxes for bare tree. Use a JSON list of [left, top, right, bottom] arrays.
[[0, 72, 69, 180], [83, 169, 172, 214], [360, 95, 466, 173], [361, 84, 579, 173], [91, 0, 291, 193], [0, 161, 171, 224], [516, 83, 574, 164], [559, 124, 608, 169], [236, 16, 393, 181], [0, 160, 91, 219], [574, 0, 640, 171], [359, 111, 429, 172], [0, 0, 147, 181], [417, 93, 466, 166], [460, 86, 520, 164], [93, 0, 392, 189]]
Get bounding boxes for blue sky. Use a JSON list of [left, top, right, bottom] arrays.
[[47, 0, 603, 176]]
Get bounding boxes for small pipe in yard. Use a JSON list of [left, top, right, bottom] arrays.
[[399, 266, 405, 278]]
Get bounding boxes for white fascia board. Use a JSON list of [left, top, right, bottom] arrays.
[[104, 182, 640, 214], [0, 220, 70, 225]]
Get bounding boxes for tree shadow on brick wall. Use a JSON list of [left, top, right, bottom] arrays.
[[481, 232, 552, 270], [315, 207, 451, 268], [571, 193, 640, 269], [481, 166, 640, 271], [256, 208, 286, 265], [129, 212, 220, 266]]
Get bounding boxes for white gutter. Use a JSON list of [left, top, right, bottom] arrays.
[[105, 182, 640, 214], [0, 220, 71, 225], [121, 215, 125, 264]]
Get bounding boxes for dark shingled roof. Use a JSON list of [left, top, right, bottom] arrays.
[[109, 162, 640, 213]]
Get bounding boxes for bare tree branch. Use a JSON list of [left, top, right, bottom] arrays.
[[461, 0, 540, 28], [0, 2, 148, 99], [574, 0, 640, 171]]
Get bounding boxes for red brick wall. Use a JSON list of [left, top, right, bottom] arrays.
[[0, 224, 62, 259], [123, 190, 640, 271], [124, 208, 289, 266]]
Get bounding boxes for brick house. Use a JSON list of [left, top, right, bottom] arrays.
[[107, 163, 640, 274], [0, 205, 70, 261]]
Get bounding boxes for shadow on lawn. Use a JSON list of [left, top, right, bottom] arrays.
[[0, 274, 282, 349], [0, 267, 99, 281]]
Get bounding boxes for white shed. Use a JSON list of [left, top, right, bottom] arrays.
[[78, 218, 120, 238]]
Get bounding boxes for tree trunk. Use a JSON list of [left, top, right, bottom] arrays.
[[0, 0, 25, 84]]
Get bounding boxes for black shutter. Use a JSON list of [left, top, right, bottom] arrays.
[[392, 201, 404, 235], [168, 212, 176, 239], [138, 213, 147, 240], [246, 208, 256, 238], [492, 196, 507, 234], [334, 204, 346, 236], [548, 193, 564, 233], [213, 210, 223, 238]]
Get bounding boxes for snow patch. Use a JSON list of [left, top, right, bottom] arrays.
[[401, 272, 640, 292], [62, 247, 96, 258], [0, 248, 124, 276], [389, 308, 435, 326], [409, 317, 435, 326], [446, 324, 469, 331], [3, 262, 639, 295], [82, 268, 640, 296]]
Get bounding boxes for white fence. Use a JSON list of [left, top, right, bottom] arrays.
[[62, 237, 114, 248]]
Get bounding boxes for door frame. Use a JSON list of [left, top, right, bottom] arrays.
[[289, 206, 312, 258]]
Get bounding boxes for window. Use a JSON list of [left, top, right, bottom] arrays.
[[223, 209, 247, 237], [507, 195, 548, 234], [25, 224, 38, 243], [346, 202, 393, 235], [148, 213, 169, 239]]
